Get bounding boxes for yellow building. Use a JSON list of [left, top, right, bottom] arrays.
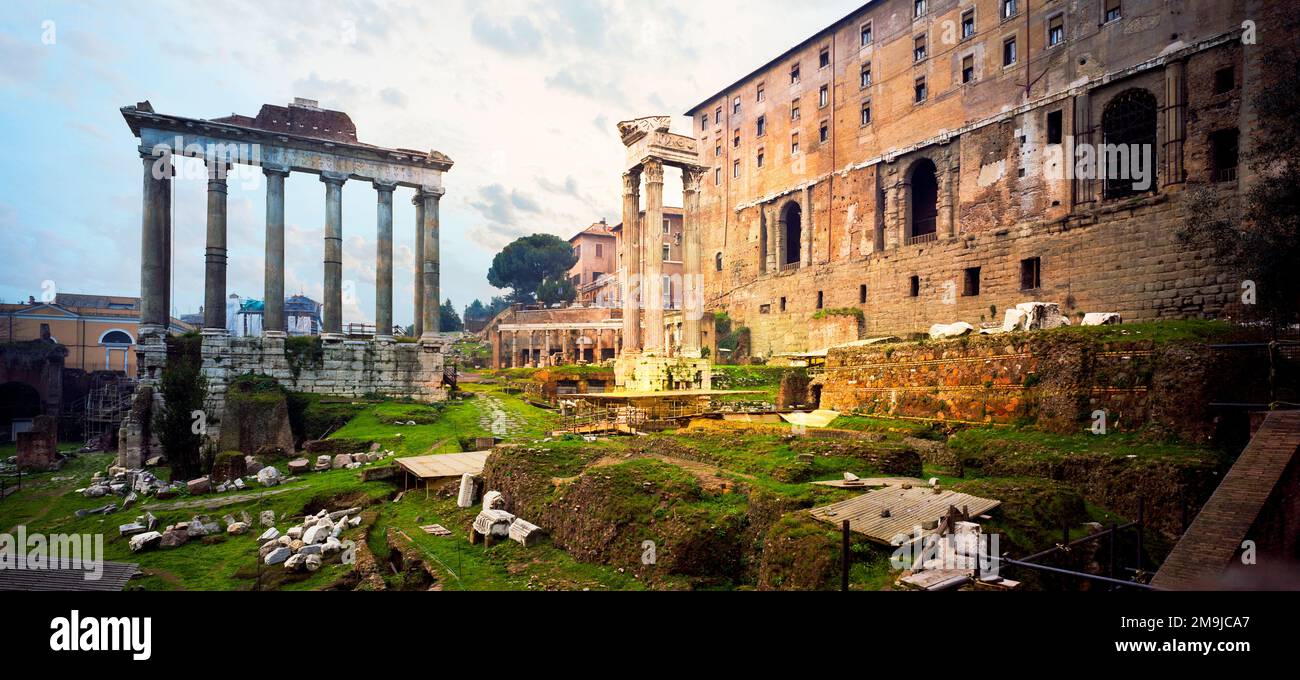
[[0, 294, 192, 375]]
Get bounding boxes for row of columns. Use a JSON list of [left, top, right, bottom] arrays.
[[618, 158, 706, 358], [137, 146, 444, 343], [502, 328, 621, 368]]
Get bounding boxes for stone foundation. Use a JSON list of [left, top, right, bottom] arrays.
[[613, 354, 712, 392]]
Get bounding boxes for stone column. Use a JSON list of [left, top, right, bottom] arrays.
[[642, 159, 665, 355], [526, 331, 535, 367], [801, 185, 814, 267], [321, 172, 347, 338], [374, 182, 396, 342], [543, 330, 553, 365], [263, 166, 289, 337], [681, 166, 705, 358], [765, 204, 780, 273], [138, 148, 171, 341], [419, 187, 444, 343], [1072, 93, 1094, 206], [509, 330, 518, 368], [1162, 59, 1187, 186], [620, 169, 642, 353], [203, 160, 230, 334], [595, 329, 604, 362], [412, 192, 425, 338]]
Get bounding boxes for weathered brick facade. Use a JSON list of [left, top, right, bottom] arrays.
[[688, 0, 1272, 357]]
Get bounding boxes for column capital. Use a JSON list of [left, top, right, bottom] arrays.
[[320, 171, 349, 186], [419, 185, 446, 199], [682, 165, 707, 193], [373, 180, 398, 193], [621, 169, 641, 196], [262, 164, 290, 178], [641, 158, 664, 184]]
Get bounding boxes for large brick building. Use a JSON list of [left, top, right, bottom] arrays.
[[687, 0, 1272, 357]]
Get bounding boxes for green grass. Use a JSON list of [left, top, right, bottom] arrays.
[[946, 426, 1219, 463], [1046, 319, 1239, 344]]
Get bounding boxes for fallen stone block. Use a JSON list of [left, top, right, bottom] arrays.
[[304, 554, 322, 572], [1082, 312, 1121, 326], [159, 528, 189, 549], [119, 523, 147, 537], [287, 459, 310, 475], [264, 547, 292, 566], [257, 527, 280, 544], [302, 525, 331, 545], [508, 518, 544, 547], [482, 490, 505, 511], [227, 522, 249, 536], [259, 510, 276, 527], [129, 531, 163, 553], [186, 477, 211, 495], [332, 454, 352, 470], [472, 509, 516, 539], [457, 473, 478, 509], [929, 322, 975, 339]]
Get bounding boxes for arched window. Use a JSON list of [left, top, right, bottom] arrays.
[[907, 158, 938, 243], [98, 329, 134, 373], [780, 201, 802, 266], [715, 252, 723, 272], [1101, 88, 1157, 199], [100, 330, 133, 345]]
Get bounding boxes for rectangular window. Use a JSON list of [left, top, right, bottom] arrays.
[[819, 84, 829, 108], [715, 142, 722, 157], [1047, 110, 1063, 144], [733, 96, 741, 115], [819, 47, 830, 68], [759, 304, 771, 314], [663, 218, 670, 234], [860, 62, 872, 88], [816, 291, 824, 309], [791, 133, 800, 155], [663, 244, 670, 261], [914, 35, 927, 62], [791, 64, 801, 84], [733, 159, 740, 178], [1214, 67, 1235, 94], [860, 101, 872, 126], [819, 121, 829, 143], [1020, 257, 1041, 290], [1003, 37, 1018, 66], [962, 55, 975, 83], [962, 267, 981, 296], [860, 21, 873, 46], [1104, 0, 1122, 23], [1047, 15, 1064, 47], [909, 275, 920, 298], [914, 77, 927, 103], [791, 100, 801, 121], [757, 148, 765, 168], [779, 296, 787, 312], [1211, 128, 1240, 182], [733, 130, 740, 148], [859, 284, 867, 304], [962, 9, 976, 39], [700, 114, 708, 130], [757, 83, 765, 102], [757, 115, 766, 137], [1002, 0, 1017, 20], [914, 0, 926, 19], [595, 244, 602, 257], [714, 167, 721, 185], [573, 245, 581, 258], [715, 107, 721, 125]]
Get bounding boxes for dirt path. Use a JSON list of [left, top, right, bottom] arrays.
[[476, 393, 523, 438], [142, 483, 301, 511], [584, 453, 755, 493]]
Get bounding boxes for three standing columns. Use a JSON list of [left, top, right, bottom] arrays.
[[374, 182, 396, 341], [681, 166, 705, 358], [320, 172, 347, 337], [138, 148, 172, 341], [418, 187, 444, 343], [263, 166, 289, 337], [641, 159, 665, 355], [202, 160, 229, 334], [620, 169, 641, 353]]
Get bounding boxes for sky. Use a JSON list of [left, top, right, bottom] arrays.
[[0, 0, 863, 326]]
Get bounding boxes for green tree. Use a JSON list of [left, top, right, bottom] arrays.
[[154, 336, 208, 482], [1180, 16, 1300, 331], [536, 275, 577, 306], [440, 299, 464, 332], [464, 299, 489, 322], [486, 234, 578, 303]]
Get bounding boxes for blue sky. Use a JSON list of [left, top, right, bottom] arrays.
[[0, 0, 862, 325]]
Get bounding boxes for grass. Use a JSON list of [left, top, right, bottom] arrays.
[[946, 426, 1220, 464]]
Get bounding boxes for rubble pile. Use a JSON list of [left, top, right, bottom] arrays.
[[258, 507, 363, 572]]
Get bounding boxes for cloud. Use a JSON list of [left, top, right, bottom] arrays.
[[469, 13, 543, 55], [379, 87, 408, 108]]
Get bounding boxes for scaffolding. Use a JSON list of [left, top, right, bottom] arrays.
[[82, 373, 135, 446]]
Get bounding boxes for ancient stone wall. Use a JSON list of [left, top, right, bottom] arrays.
[[816, 330, 1240, 440]]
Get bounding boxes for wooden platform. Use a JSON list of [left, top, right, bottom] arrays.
[[810, 486, 1001, 544], [811, 477, 925, 489], [0, 558, 140, 591], [395, 451, 491, 480]]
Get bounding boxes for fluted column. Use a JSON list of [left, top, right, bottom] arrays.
[[642, 159, 665, 355], [203, 160, 230, 334], [374, 182, 396, 342], [619, 169, 641, 354], [138, 147, 171, 341], [321, 172, 347, 338], [412, 192, 425, 338], [681, 166, 705, 358], [1162, 59, 1187, 186], [263, 166, 289, 337], [419, 186, 444, 343]]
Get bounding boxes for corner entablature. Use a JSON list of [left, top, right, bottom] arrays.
[[618, 115, 700, 171]]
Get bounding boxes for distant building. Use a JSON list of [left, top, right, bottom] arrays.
[[182, 294, 323, 338], [0, 293, 191, 374], [574, 207, 684, 308]]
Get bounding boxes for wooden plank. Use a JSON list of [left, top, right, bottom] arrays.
[[396, 451, 491, 480], [810, 486, 1000, 545]]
